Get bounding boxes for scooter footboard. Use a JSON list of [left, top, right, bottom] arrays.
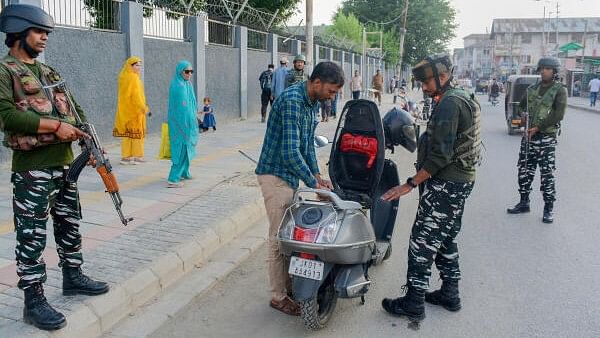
[[292, 263, 334, 301], [334, 264, 370, 298]]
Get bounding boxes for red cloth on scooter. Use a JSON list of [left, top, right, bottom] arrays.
[[340, 133, 378, 169]]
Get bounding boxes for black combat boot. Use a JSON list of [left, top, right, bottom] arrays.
[[542, 202, 554, 224], [62, 267, 109, 296], [425, 279, 461, 311], [381, 285, 425, 322], [507, 194, 530, 214], [23, 283, 66, 330]]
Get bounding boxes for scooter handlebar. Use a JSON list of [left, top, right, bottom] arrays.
[[294, 188, 362, 210]]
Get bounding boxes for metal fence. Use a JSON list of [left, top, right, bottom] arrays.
[[333, 49, 342, 62], [319, 46, 327, 60], [42, 0, 121, 32], [345, 52, 352, 63], [142, 5, 189, 41], [208, 19, 235, 46], [247, 29, 267, 50], [278, 36, 293, 54]]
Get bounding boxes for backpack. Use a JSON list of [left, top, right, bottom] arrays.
[[260, 70, 272, 91]]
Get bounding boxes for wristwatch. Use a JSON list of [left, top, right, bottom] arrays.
[[406, 177, 418, 188]]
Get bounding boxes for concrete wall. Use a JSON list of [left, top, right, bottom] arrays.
[[247, 50, 270, 119], [205, 45, 240, 123], [143, 38, 194, 134]]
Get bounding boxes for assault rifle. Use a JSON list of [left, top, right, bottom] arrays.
[[522, 111, 530, 168], [42, 80, 133, 226]]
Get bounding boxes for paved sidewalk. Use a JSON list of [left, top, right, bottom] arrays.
[[0, 108, 342, 337], [567, 95, 600, 113]]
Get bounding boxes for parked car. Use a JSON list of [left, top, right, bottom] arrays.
[[504, 75, 540, 135]]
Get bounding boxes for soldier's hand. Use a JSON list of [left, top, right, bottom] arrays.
[[527, 127, 539, 140], [381, 184, 413, 201], [55, 123, 89, 141]]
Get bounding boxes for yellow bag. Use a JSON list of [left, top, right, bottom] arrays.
[[158, 123, 171, 159]]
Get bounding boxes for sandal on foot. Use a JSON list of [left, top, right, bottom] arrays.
[[270, 296, 300, 316]]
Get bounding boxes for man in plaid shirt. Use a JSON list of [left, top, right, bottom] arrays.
[[255, 61, 344, 316]]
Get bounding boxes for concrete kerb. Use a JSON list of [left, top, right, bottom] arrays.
[[568, 103, 600, 114]]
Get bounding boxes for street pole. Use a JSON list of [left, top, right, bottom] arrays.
[[305, 0, 314, 74], [396, 0, 409, 80], [555, 2, 559, 56]]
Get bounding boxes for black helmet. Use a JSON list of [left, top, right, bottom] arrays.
[[412, 53, 453, 93], [536, 56, 560, 73], [0, 4, 54, 34], [382, 107, 417, 153]]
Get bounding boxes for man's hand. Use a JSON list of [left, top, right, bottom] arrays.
[[55, 122, 89, 141], [526, 127, 539, 140], [381, 184, 413, 201], [315, 174, 333, 190]]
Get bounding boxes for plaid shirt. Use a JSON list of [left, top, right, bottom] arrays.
[[255, 81, 320, 189]]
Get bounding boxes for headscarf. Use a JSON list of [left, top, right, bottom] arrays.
[[168, 60, 199, 163], [113, 56, 149, 138]]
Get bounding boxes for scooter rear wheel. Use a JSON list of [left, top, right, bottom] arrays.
[[300, 276, 338, 330]]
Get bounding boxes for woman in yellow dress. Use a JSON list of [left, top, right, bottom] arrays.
[[113, 56, 150, 164]]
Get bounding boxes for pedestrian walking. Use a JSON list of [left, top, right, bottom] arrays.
[[255, 61, 343, 316], [201, 97, 216, 132], [380, 54, 482, 323], [320, 98, 332, 122], [389, 76, 396, 94], [372, 69, 384, 105], [351, 70, 362, 99], [588, 74, 600, 107], [113, 56, 150, 165], [0, 4, 109, 330], [507, 57, 567, 223], [285, 54, 308, 88], [271, 57, 288, 100], [331, 91, 339, 118], [259, 64, 274, 122], [167, 60, 199, 188]]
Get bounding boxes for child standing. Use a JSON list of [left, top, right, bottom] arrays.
[[201, 97, 217, 132]]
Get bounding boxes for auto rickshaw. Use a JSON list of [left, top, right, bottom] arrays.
[[504, 75, 540, 135]]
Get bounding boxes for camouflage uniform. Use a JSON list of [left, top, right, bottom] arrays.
[[407, 178, 474, 289], [0, 55, 86, 290], [516, 81, 566, 204], [408, 86, 481, 292], [517, 135, 557, 203], [12, 168, 83, 289], [285, 69, 307, 88]]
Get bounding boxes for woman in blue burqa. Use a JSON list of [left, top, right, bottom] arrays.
[[167, 60, 199, 188]]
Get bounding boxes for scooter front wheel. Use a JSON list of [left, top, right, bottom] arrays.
[[300, 276, 338, 330]]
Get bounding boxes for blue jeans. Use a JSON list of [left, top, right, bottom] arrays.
[[591, 92, 598, 106]]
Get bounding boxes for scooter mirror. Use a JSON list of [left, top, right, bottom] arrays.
[[314, 135, 330, 148]]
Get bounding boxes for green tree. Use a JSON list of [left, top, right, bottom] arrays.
[[341, 0, 457, 66]]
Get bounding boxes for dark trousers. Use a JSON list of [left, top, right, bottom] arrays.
[[517, 134, 557, 203], [406, 178, 474, 291], [12, 168, 83, 289], [261, 89, 273, 119], [590, 92, 598, 107], [352, 91, 360, 100]]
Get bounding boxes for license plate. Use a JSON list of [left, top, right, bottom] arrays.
[[289, 256, 324, 281]]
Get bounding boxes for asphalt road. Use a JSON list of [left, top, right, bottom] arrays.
[[151, 96, 600, 338]]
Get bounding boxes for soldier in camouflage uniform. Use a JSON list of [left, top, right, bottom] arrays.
[[380, 54, 481, 323], [507, 57, 566, 224], [0, 4, 108, 330], [284, 54, 308, 88]]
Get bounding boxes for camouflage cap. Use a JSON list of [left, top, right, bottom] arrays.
[[412, 53, 453, 82]]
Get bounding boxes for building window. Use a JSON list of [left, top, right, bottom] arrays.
[[571, 33, 583, 43], [521, 55, 531, 63], [521, 33, 532, 43], [548, 33, 557, 44]]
